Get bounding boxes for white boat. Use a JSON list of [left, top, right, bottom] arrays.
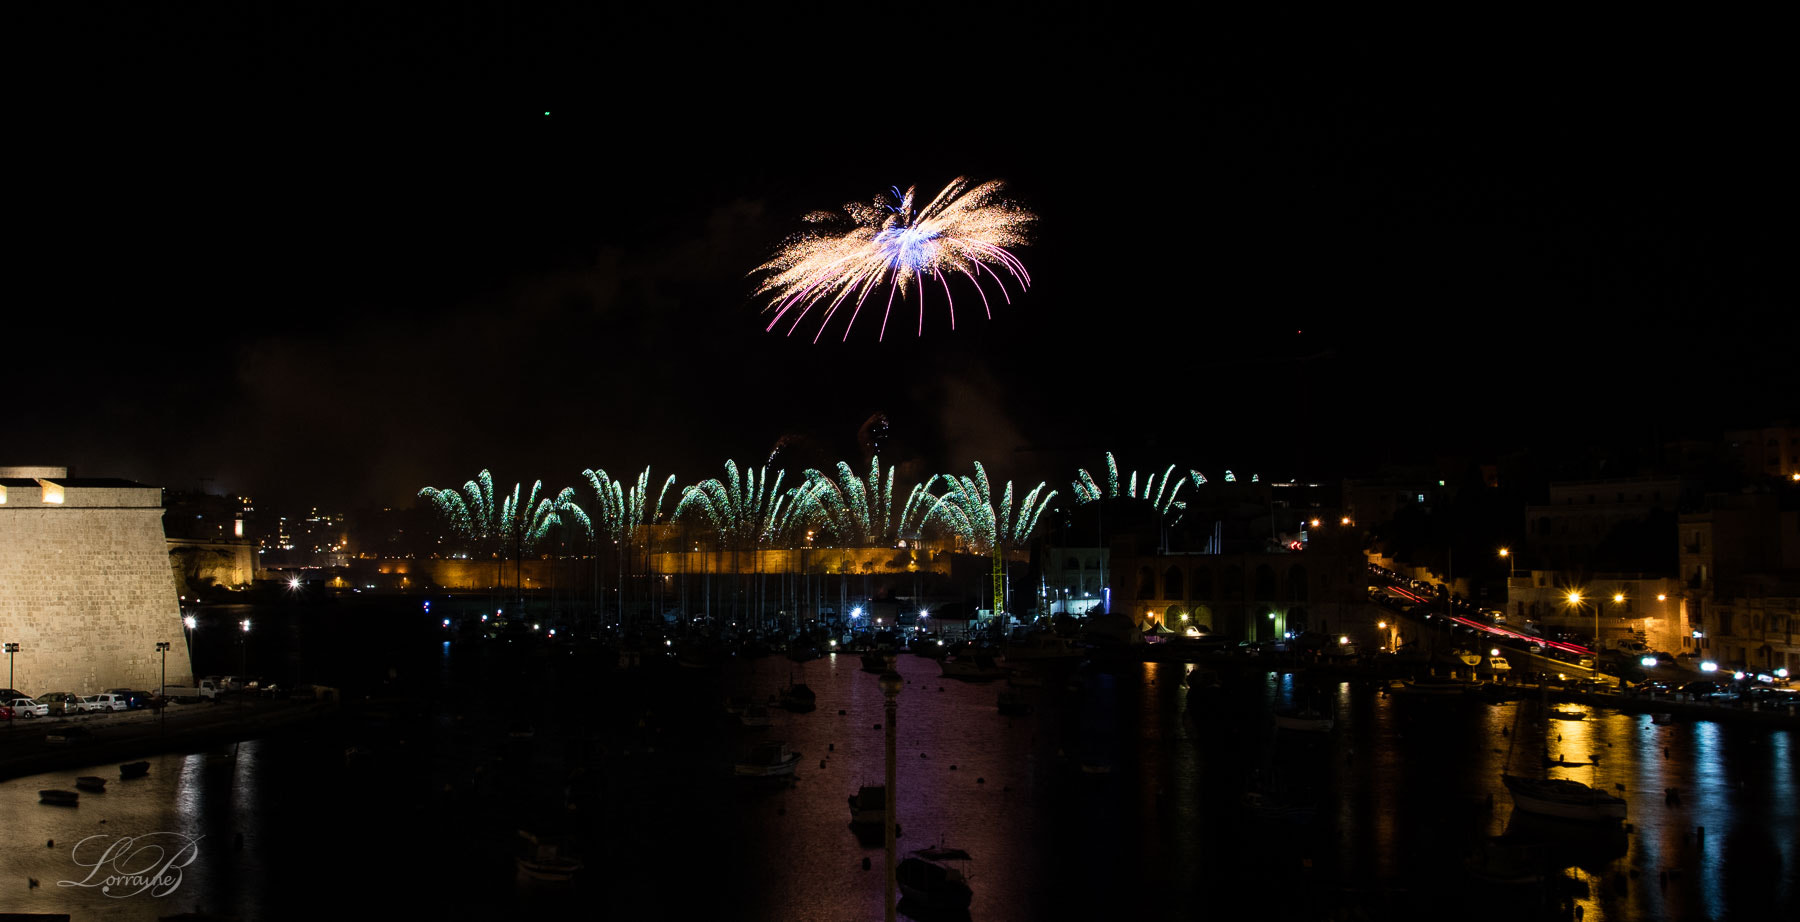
[[1273, 708, 1334, 732], [734, 741, 802, 777], [896, 844, 974, 911], [1501, 774, 1627, 822], [515, 829, 583, 882]]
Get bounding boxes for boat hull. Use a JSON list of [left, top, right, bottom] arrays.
[[1503, 774, 1626, 822]]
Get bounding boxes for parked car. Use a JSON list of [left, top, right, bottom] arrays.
[[84, 693, 129, 712], [6, 697, 50, 718], [34, 691, 82, 716], [106, 689, 154, 710], [0, 704, 13, 720], [1681, 681, 1721, 698]]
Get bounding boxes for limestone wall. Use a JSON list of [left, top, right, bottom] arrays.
[[0, 499, 194, 695]]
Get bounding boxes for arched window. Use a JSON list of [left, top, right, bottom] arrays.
[[1286, 565, 1308, 601], [1192, 567, 1213, 600], [1164, 566, 1184, 600], [1222, 565, 1244, 600], [1137, 566, 1156, 599], [1254, 564, 1276, 600]]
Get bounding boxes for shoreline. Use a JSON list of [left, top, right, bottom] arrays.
[[0, 697, 340, 782]]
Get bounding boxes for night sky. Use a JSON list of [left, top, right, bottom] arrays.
[[11, 12, 1792, 509]]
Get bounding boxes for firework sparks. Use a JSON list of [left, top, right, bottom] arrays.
[[754, 177, 1034, 342]]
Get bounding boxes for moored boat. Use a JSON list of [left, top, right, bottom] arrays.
[[119, 761, 151, 779], [940, 652, 1009, 682], [847, 784, 900, 836], [1501, 774, 1627, 822], [777, 682, 816, 713], [1273, 707, 1334, 732], [896, 844, 974, 911], [75, 776, 107, 792], [515, 829, 583, 882], [39, 789, 79, 806], [1396, 676, 1466, 695], [1549, 709, 1586, 721], [734, 741, 802, 778]]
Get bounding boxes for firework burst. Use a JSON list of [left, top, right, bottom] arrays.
[[922, 462, 1056, 555], [1070, 452, 1190, 522], [754, 177, 1034, 342], [794, 456, 937, 546]]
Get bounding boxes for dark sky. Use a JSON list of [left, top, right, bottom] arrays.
[[10, 11, 1793, 509]]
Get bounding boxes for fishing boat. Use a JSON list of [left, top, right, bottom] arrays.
[[75, 776, 107, 793], [734, 740, 802, 778], [896, 844, 974, 911], [119, 761, 151, 779], [39, 789, 79, 806], [777, 682, 816, 713]]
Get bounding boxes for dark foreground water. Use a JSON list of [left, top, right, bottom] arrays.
[[2, 602, 1794, 921]]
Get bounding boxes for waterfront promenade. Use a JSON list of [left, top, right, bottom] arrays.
[[0, 695, 338, 781]]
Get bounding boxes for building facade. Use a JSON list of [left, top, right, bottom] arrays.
[[0, 466, 194, 693]]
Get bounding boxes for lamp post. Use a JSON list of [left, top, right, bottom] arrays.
[[156, 641, 170, 730], [4, 642, 15, 733], [239, 619, 251, 704], [880, 654, 903, 922]]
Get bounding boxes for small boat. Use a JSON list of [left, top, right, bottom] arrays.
[[1548, 709, 1586, 721], [39, 789, 80, 806], [1242, 789, 1316, 824], [896, 844, 974, 911], [940, 653, 1009, 682], [847, 784, 900, 836], [1396, 676, 1465, 695], [1650, 713, 1675, 725], [119, 761, 151, 779], [75, 776, 108, 792], [996, 689, 1032, 716], [734, 740, 802, 778], [738, 704, 775, 728], [1501, 773, 1627, 822], [777, 682, 816, 713], [1273, 707, 1334, 732], [515, 829, 583, 882], [1002, 633, 1086, 663]]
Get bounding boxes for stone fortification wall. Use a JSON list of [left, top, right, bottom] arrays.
[[0, 480, 194, 694]]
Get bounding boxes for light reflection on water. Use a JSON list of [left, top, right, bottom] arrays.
[[0, 652, 1792, 921]]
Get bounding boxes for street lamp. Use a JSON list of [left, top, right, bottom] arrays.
[[4, 642, 17, 694], [1498, 547, 1514, 580], [156, 642, 171, 729], [239, 619, 251, 703]]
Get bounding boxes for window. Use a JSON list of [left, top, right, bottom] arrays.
[[1137, 567, 1156, 599], [1163, 567, 1184, 600]]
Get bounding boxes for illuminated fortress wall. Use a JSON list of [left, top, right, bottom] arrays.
[[0, 467, 195, 693]]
